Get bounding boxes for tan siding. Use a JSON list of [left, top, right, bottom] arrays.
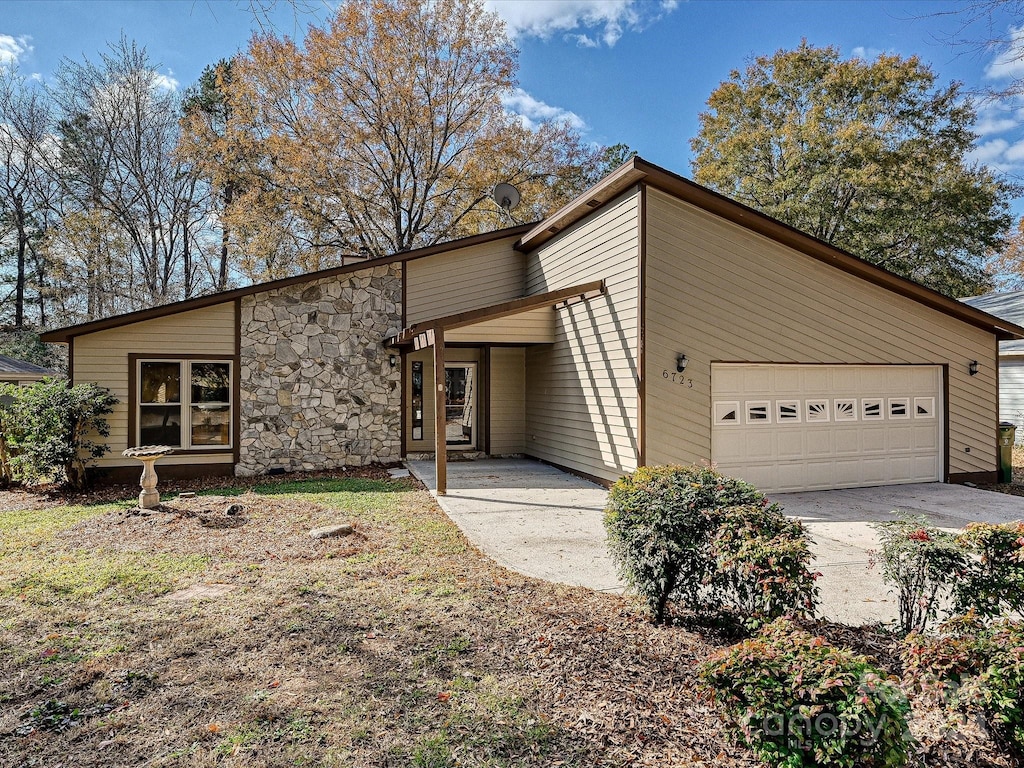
[[405, 347, 480, 450], [643, 188, 998, 477], [445, 307, 555, 343], [73, 303, 236, 467], [524, 189, 640, 482], [490, 347, 526, 454], [405, 236, 525, 324]]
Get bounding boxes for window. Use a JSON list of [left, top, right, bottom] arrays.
[[862, 398, 883, 420], [777, 400, 801, 422], [745, 401, 770, 424], [138, 359, 232, 449], [411, 361, 424, 441], [806, 399, 829, 422], [888, 397, 910, 419], [834, 399, 857, 421], [714, 401, 740, 425]]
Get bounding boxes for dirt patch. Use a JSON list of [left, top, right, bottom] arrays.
[[60, 491, 377, 563]]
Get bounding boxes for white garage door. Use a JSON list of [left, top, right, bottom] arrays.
[[712, 364, 942, 493]]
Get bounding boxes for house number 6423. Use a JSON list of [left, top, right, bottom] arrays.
[[663, 369, 693, 387]]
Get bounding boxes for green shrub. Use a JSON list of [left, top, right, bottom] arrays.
[[712, 504, 819, 628], [0, 379, 117, 488], [903, 618, 1024, 758], [604, 465, 817, 624], [872, 513, 967, 635], [952, 522, 1024, 620], [701, 619, 912, 768]]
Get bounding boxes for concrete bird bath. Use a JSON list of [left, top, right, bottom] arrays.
[[122, 445, 175, 509]]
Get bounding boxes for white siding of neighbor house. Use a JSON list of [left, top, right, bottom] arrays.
[[999, 356, 1024, 434], [643, 187, 998, 477], [72, 303, 237, 468], [523, 188, 640, 482], [405, 236, 526, 324], [489, 347, 526, 454]]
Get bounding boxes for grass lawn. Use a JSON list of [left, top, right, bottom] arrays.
[[0, 473, 755, 767]]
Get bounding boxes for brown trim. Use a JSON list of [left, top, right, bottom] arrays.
[[127, 353, 239, 453], [480, 346, 491, 455], [433, 330, 447, 495], [637, 183, 647, 468], [995, 335, 1001, 480], [40, 225, 534, 344], [943, 364, 951, 483], [523, 454, 614, 489], [949, 471, 998, 485], [388, 280, 605, 346], [89, 462, 236, 485], [67, 336, 74, 383], [712, 360, 949, 367], [516, 157, 1024, 341], [233, 299, 242, 466], [400, 349, 408, 458]]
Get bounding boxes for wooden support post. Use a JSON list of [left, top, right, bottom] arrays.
[[433, 327, 447, 495]]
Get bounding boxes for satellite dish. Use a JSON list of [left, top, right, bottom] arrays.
[[492, 182, 521, 211]]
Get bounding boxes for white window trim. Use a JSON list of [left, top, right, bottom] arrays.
[[137, 358, 234, 451]]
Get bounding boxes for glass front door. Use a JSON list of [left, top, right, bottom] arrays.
[[444, 363, 476, 449]]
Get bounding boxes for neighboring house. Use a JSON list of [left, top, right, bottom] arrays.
[[0, 354, 56, 385], [962, 289, 1024, 433], [40, 158, 1024, 493]]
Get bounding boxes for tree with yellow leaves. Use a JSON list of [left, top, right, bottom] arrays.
[[192, 0, 606, 280]]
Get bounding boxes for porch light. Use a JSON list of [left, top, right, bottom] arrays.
[[969, 360, 979, 376], [677, 354, 688, 373], [389, 354, 397, 367]]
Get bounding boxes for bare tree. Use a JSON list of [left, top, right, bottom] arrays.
[[0, 67, 56, 328]]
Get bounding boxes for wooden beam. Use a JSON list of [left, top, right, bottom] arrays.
[[433, 328, 447, 495]]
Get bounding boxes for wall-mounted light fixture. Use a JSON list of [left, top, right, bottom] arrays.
[[677, 353, 688, 373], [389, 354, 398, 367], [969, 360, 979, 376]]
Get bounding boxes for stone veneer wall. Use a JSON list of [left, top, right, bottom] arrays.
[[237, 262, 403, 475]]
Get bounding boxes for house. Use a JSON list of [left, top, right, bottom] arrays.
[[40, 158, 1024, 493], [962, 289, 1024, 433], [0, 354, 57, 385]]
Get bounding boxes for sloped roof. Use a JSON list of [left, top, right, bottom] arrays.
[[962, 290, 1024, 352], [38, 157, 1024, 344], [517, 157, 1024, 341], [39, 225, 533, 343], [0, 354, 56, 376]]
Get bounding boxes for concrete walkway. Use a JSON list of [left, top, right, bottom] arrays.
[[772, 484, 1024, 626], [405, 458, 621, 591], [407, 458, 1024, 626]]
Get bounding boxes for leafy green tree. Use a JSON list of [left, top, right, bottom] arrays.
[[0, 328, 63, 371], [691, 41, 1016, 297], [0, 379, 115, 488]]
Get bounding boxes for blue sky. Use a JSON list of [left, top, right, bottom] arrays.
[[3, 0, 1024, 204]]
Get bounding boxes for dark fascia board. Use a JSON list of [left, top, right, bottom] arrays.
[[515, 156, 1024, 341], [40, 224, 535, 343]]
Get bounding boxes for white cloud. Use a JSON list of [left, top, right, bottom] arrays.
[[850, 45, 886, 61], [1004, 138, 1024, 163], [969, 138, 1009, 164], [153, 70, 179, 92], [501, 87, 586, 131], [0, 34, 32, 66], [486, 0, 676, 48], [986, 26, 1024, 80]]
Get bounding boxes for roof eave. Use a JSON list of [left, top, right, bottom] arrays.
[[40, 224, 535, 343], [515, 156, 1024, 341]]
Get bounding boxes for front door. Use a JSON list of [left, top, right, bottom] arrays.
[[444, 363, 476, 449]]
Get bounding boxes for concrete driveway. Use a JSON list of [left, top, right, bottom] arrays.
[[407, 458, 1024, 626], [771, 483, 1024, 625]]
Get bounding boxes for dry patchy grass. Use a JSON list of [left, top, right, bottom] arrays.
[[0, 473, 758, 768]]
